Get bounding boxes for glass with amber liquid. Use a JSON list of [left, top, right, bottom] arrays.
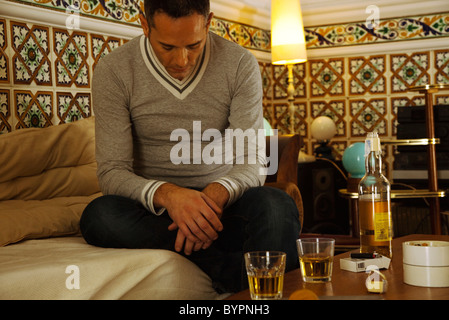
[[296, 238, 335, 282], [244, 251, 286, 300], [358, 132, 393, 258]]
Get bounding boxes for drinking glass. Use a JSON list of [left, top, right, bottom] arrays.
[[296, 238, 335, 283], [244, 251, 286, 300]]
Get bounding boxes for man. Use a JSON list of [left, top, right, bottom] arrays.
[[80, 0, 301, 293]]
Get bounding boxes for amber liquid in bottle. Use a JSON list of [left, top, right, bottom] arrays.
[[358, 197, 392, 257], [358, 132, 393, 258]]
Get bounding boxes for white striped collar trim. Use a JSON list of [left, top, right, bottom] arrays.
[[140, 34, 210, 100]]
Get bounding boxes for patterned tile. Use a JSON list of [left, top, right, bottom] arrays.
[[272, 64, 306, 100], [0, 19, 9, 84], [209, 18, 271, 52], [305, 13, 449, 49], [262, 101, 273, 124], [349, 55, 386, 95], [54, 28, 89, 87], [350, 98, 387, 136], [391, 52, 430, 92], [259, 62, 272, 101], [293, 102, 307, 137], [436, 94, 449, 105], [0, 89, 11, 134], [330, 141, 347, 161], [309, 58, 344, 97], [273, 102, 289, 134], [273, 102, 307, 135], [57, 92, 91, 123], [17, 0, 143, 25], [91, 34, 121, 70], [14, 90, 53, 129], [11, 21, 51, 86], [435, 49, 449, 84], [310, 100, 346, 137]]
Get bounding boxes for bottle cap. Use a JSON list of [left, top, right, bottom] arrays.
[[365, 131, 381, 157]]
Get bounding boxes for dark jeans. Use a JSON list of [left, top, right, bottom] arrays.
[[80, 186, 301, 293]]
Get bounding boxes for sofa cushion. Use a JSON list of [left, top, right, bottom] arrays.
[[0, 117, 102, 246], [0, 194, 102, 247], [0, 237, 228, 300], [0, 117, 99, 200]]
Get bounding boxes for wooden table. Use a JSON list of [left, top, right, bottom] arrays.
[[228, 234, 449, 300]]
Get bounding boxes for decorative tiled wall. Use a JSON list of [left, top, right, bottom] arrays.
[[0, 11, 269, 133], [258, 10, 449, 180], [2, 0, 449, 180], [0, 17, 128, 132], [261, 48, 449, 178], [7, 0, 272, 53]]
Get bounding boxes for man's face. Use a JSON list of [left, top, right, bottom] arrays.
[[143, 12, 212, 81]]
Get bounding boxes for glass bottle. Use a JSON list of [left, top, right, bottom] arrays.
[[358, 132, 393, 258]]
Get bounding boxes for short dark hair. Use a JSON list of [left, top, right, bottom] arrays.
[[143, 0, 210, 27]]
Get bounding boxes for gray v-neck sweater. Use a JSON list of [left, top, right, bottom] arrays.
[[92, 32, 266, 214]]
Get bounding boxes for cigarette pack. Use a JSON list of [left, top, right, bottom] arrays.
[[340, 256, 391, 273]]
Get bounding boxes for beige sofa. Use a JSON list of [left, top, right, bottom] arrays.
[[0, 117, 227, 300]]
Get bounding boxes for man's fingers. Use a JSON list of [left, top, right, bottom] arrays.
[[174, 229, 205, 256], [178, 222, 204, 243], [200, 193, 224, 231], [168, 222, 178, 231], [183, 216, 217, 243], [183, 238, 195, 256], [174, 229, 184, 252]]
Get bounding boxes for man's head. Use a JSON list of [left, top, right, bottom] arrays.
[[140, 0, 213, 81], [143, 0, 210, 28]]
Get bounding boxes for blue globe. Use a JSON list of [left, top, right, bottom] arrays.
[[342, 142, 366, 178]]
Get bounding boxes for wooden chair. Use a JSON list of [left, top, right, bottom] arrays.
[[264, 134, 304, 231]]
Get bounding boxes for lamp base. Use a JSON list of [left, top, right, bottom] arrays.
[[314, 142, 334, 160]]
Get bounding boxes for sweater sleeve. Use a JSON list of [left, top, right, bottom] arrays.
[[92, 57, 165, 215], [213, 50, 267, 206]]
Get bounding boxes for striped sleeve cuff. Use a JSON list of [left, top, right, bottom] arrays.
[[213, 177, 243, 208], [141, 180, 167, 216]]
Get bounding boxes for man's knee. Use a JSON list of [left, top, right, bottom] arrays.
[[81, 195, 124, 226], [245, 186, 299, 218], [80, 195, 137, 246], [237, 186, 301, 238]]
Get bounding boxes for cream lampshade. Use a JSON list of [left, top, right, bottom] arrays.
[[271, 0, 307, 66], [271, 0, 307, 133]]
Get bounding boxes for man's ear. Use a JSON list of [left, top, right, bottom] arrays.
[[206, 12, 214, 31], [139, 13, 150, 37]]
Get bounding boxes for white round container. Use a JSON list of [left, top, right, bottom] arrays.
[[402, 241, 449, 288]]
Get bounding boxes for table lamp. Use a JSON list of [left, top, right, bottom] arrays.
[[271, 0, 307, 133], [342, 142, 366, 179], [342, 142, 366, 192], [311, 116, 337, 159]]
